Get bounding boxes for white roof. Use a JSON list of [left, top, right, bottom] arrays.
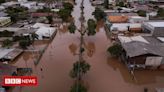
[[157, 37, 164, 42], [51, 9, 60, 12], [35, 27, 55, 37], [2, 1, 19, 6], [0, 48, 14, 59], [0, 17, 10, 21], [145, 22, 164, 27], [111, 23, 141, 31], [32, 23, 50, 29], [118, 36, 149, 44]]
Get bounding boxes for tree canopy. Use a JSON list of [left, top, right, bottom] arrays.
[[107, 44, 122, 57], [92, 8, 106, 21], [58, 2, 73, 22], [68, 22, 76, 34], [157, 8, 164, 17], [0, 0, 5, 4], [2, 39, 12, 48], [104, 0, 109, 9], [137, 10, 146, 17], [6, 6, 29, 22], [87, 19, 96, 36]]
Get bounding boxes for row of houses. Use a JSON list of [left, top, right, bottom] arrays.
[[105, 12, 164, 70]]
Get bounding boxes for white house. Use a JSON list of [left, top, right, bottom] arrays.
[[129, 16, 147, 23], [20, 2, 37, 9], [35, 27, 56, 40]]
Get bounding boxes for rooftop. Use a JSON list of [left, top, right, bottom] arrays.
[[108, 16, 128, 23], [144, 21, 164, 27], [119, 36, 164, 57]]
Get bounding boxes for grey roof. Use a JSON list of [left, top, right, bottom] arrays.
[[121, 36, 164, 57], [0, 12, 8, 17]]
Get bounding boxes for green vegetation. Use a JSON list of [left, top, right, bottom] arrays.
[[92, 7, 106, 21], [68, 22, 76, 34], [37, 7, 51, 12], [107, 44, 122, 57], [63, 2, 74, 11], [70, 60, 90, 79], [0, 0, 5, 4], [104, 0, 109, 9], [0, 30, 14, 37], [46, 16, 53, 24], [157, 8, 164, 17], [2, 39, 12, 48], [58, 2, 73, 22], [70, 83, 87, 92], [116, 1, 127, 7], [19, 39, 31, 49], [137, 10, 146, 17], [87, 19, 96, 36], [6, 6, 29, 22]]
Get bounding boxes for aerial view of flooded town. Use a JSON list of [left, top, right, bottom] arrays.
[[0, 0, 164, 92]]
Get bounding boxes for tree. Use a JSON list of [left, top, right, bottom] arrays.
[[137, 10, 146, 17], [92, 7, 106, 21], [116, 1, 125, 7], [2, 39, 12, 48], [19, 40, 31, 49], [0, 0, 5, 4], [0, 30, 14, 37], [68, 22, 76, 34], [104, 0, 109, 9], [58, 2, 74, 22], [63, 2, 74, 11], [70, 61, 90, 79], [107, 44, 122, 57], [31, 33, 39, 42], [157, 8, 164, 17], [37, 7, 51, 13], [87, 19, 96, 36], [6, 6, 29, 22], [70, 83, 87, 92], [46, 16, 53, 24]]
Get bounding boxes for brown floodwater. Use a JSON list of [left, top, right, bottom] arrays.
[[11, 0, 164, 92]]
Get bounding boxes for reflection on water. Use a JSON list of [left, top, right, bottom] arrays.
[[69, 43, 78, 55], [85, 42, 95, 57], [107, 56, 164, 85], [59, 24, 68, 34]]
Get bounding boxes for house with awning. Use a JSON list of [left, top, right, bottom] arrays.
[[118, 35, 164, 69]]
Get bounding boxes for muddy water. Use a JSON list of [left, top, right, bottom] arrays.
[[11, 0, 164, 92]]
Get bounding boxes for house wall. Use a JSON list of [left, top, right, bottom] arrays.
[[128, 55, 146, 64]]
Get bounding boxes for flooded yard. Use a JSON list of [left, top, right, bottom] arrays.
[[11, 0, 164, 92]]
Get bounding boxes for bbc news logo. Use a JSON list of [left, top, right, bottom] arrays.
[[2, 76, 37, 86]]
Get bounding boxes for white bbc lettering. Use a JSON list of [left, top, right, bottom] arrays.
[[10, 79, 16, 84], [15, 78, 21, 84], [5, 78, 11, 84]]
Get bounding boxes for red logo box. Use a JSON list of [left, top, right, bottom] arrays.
[[2, 76, 38, 86]]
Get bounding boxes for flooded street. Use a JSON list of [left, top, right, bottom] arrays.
[[12, 0, 164, 92]]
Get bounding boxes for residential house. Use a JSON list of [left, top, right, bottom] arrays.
[[31, 23, 57, 40], [142, 21, 164, 36], [0, 17, 11, 27], [1, 1, 20, 8], [118, 35, 164, 69]]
